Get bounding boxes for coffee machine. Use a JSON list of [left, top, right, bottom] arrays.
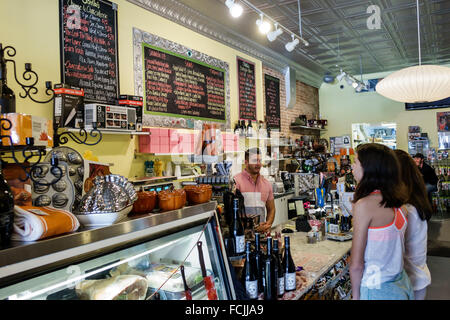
[[280, 171, 293, 192]]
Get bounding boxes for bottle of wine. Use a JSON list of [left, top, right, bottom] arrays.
[[247, 120, 253, 137], [231, 198, 245, 255], [273, 239, 285, 298], [234, 121, 241, 135], [282, 236, 296, 292], [241, 241, 258, 300], [240, 120, 246, 137], [0, 45, 16, 114], [253, 232, 264, 294], [0, 162, 15, 247], [263, 237, 278, 300]]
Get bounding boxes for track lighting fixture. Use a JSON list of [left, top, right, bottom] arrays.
[[256, 13, 271, 34], [225, 0, 243, 18], [267, 23, 283, 42], [285, 34, 299, 52]]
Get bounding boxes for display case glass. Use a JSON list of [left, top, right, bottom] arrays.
[[0, 203, 234, 300]]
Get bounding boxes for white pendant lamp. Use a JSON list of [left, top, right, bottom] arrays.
[[376, 0, 450, 103]]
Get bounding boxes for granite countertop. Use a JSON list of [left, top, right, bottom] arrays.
[[279, 230, 352, 300]]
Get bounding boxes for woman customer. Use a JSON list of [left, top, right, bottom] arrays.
[[349, 143, 414, 300], [394, 149, 432, 300]]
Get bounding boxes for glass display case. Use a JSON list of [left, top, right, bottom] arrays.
[[0, 202, 235, 300]]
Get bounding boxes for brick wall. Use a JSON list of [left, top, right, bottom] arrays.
[[262, 66, 320, 140]]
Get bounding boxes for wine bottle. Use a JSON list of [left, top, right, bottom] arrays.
[[273, 239, 285, 298], [241, 241, 258, 300], [0, 45, 16, 113], [231, 198, 245, 255], [240, 120, 246, 137], [282, 236, 296, 292], [247, 120, 253, 137], [253, 232, 264, 294], [0, 162, 15, 247], [234, 121, 241, 135], [263, 237, 277, 300]]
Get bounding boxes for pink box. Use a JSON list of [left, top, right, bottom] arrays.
[[139, 142, 150, 153], [150, 136, 160, 146], [183, 142, 192, 153], [159, 128, 169, 137], [149, 128, 160, 137], [150, 144, 160, 153], [160, 144, 170, 153], [160, 137, 169, 146], [169, 130, 179, 143]]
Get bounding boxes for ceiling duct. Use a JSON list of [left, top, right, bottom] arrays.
[[285, 66, 296, 109]]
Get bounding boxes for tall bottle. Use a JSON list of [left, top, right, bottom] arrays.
[[282, 236, 296, 292], [0, 45, 16, 113], [263, 237, 278, 300], [240, 120, 247, 137], [234, 121, 240, 135], [231, 198, 245, 255], [0, 162, 15, 247], [253, 232, 264, 294], [273, 239, 285, 298], [247, 120, 253, 137], [241, 241, 258, 300]]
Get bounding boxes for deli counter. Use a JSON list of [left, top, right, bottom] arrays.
[[0, 201, 236, 300]]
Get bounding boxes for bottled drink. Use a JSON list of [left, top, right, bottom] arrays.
[[234, 121, 241, 135], [231, 198, 245, 255], [253, 232, 264, 294], [0, 45, 16, 113], [0, 162, 15, 247], [273, 239, 285, 298], [282, 236, 296, 292], [247, 120, 253, 137], [263, 237, 277, 300], [241, 241, 258, 300], [240, 120, 247, 137]]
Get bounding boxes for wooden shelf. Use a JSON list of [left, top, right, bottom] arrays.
[[63, 128, 150, 136]]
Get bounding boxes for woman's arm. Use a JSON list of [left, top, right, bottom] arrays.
[[349, 200, 371, 300]]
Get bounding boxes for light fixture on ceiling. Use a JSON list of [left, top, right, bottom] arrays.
[[256, 13, 271, 34], [376, 0, 450, 103], [336, 70, 346, 82], [285, 34, 299, 52], [226, 0, 309, 50], [225, 0, 244, 18], [267, 23, 283, 42]]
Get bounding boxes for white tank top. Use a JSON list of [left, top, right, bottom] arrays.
[[403, 204, 431, 290], [361, 206, 408, 288]]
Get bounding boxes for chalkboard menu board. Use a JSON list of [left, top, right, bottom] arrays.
[[143, 43, 226, 122], [237, 57, 256, 121], [264, 74, 280, 129], [59, 0, 119, 104]]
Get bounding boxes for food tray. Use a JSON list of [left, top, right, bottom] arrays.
[[75, 206, 132, 227], [326, 233, 353, 242]]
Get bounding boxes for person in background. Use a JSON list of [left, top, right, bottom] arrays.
[[394, 150, 432, 300], [412, 153, 438, 204], [349, 143, 413, 300], [233, 148, 275, 234]]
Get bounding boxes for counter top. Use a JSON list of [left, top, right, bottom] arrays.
[[282, 230, 352, 300], [273, 190, 295, 199]]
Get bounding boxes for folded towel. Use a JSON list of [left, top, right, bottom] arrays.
[[12, 205, 80, 241]]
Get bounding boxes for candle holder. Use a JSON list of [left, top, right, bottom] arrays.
[[0, 118, 63, 186], [0, 43, 54, 104]]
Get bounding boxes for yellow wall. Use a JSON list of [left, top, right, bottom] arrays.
[[319, 70, 450, 152], [0, 0, 265, 178]]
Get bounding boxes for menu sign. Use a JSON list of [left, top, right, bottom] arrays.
[[237, 57, 256, 120], [143, 43, 226, 122], [264, 74, 280, 128], [59, 0, 119, 104]]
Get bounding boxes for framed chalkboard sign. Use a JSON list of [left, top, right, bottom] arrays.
[[264, 74, 280, 129], [237, 57, 256, 121], [59, 0, 119, 104], [142, 43, 226, 122]]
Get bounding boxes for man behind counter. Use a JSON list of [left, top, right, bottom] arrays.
[[413, 153, 438, 203], [233, 148, 275, 233]]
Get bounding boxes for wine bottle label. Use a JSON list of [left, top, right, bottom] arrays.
[[278, 277, 285, 296], [285, 272, 296, 291], [235, 235, 245, 254], [245, 280, 258, 299]]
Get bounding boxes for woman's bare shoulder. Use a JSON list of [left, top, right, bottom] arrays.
[[353, 195, 381, 217]]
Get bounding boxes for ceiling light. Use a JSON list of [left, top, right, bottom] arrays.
[[256, 14, 271, 34], [225, 0, 243, 18], [375, 0, 450, 103], [352, 82, 359, 89], [345, 76, 354, 86], [336, 70, 346, 82], [267, 23, 283, 42], [285, 34, 299, 52], [355, 83, 364, 92]]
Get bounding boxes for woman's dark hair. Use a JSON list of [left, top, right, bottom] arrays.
[[394, 149, 433, 221], [352, 143, 408, 208]]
